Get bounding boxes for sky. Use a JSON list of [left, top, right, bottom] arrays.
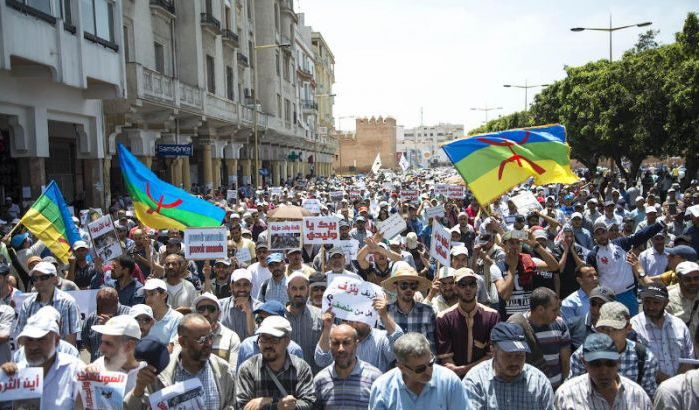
[[296, 0, 696, 133]]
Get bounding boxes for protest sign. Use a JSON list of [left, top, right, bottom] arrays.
[[269, 186, 283, 197], [447, 185, 465, 199], [235, 247, 251, 263], [268, 221, 302, 251], [302, 198, 322, 214], [349, 189, 361, 200], [435, 184, 449, 197], [183, 227, 228, 260], [401, 189, 418, 202], [322, 276, 384, 327], [0, 367, 42, 409], [424, 205, 445, 219], [430, 221, 451, 267], [77, 370, 127, 410], [149, 378, 206, 410], [377, 213, 407, 239], [226, 190, 237, 205], [452, 241, 465, 248], [87, 215, 122, 262], [337, 239, 359, 261], [329, 191, 344, 202], [303, 217, 339, 245], [510, 190, 543, 215]]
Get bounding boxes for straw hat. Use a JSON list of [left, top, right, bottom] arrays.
[[381, 266, 432, 294]]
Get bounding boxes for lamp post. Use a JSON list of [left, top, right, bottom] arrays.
[[252, 42, 291, 187], [469, 105, 502, 123], [502, 80, 549, 111], [571, 15, 652, 61]]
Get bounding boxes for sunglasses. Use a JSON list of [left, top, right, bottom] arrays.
[[457, 280, 478, 288], [403, 356, 435, 374], [398, 282, 419, 291], [190, 334, 215, 345], [196, 305, 218, 314], [588, 359, 617, 368], [31, 274, 54, 283]]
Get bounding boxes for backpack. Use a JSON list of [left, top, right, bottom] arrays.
[[634, 341, 646, 385]]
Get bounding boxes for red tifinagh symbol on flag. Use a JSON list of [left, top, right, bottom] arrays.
[[145, 183, 183, 214], [477, 131, 546, 180]]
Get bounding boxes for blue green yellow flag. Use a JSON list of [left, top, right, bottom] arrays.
[[441, 124, 579, 205]]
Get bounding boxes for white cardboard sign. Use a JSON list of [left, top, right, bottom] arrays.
[[377, 212, 407, 239], [322, 276, 385, 327], [183, 227, 228, 260], [430, 221, 451, 267], [303, 217, 339, 245]]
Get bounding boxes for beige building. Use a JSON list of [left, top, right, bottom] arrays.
[[335, 116, 397, 174], [399, 123, 464, 168], [311, 31, 336, 172]]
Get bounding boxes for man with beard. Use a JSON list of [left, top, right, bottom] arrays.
[[666, 262, 699, 353], [313, 324, 382, 409], [221, 268, 259, 339], [555, 333, 651, 409], [162, 253, 198, 309], [631, 284, 694, 382], [203, 258, 233, 299], [285, 248, 315, 277], [126, 314, 236, 410], [285, 272, 322, 374], [82, 287, 131, 362], [463, 323, 554, 409], [307, 272, 326, 309], [436, 268, 500, 377], [1, 310, 82, 409], [194, 293, 241, 369], [324, 248, 361, 279], [258, 253, 289, 304], [369, 333, 469, 409], [236, 316, 316, 409], [248, 240, 271, 299], [66, 240, 103, 289], [108, 255, 143, 306], [425, 266, 458, 314]]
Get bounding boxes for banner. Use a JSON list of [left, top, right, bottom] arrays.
[[183, 227, 228, 260], [77, 370, 127, 410], [322, 276, 384, 327], [149, 378, 206, 410], [349, 189, 361, 200], [400, 189, 418, 203], [377, 213, 407, 240], [87, 215, 122, 262], [302, 198, 322, 215], [329, 191, 345, 202], [269, 187, 283, 197], [447, 185, 465, 199], [430, 221, 451, 267], [435, 184, 449, 197], [0, 367, 42, 409], [268, 221, 302, 251], [303, 217, 339, 245], [424, 205, 445, 219], [226, 190, 237, 205], [510, 190, 543, 215]]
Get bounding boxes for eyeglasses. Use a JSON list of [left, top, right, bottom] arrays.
[[398, 282, 419, 291], [196, 305, 218, 314], [135, 316, 152, 324], [402, 356, 435, 374], [31, 274, 54, 283], [258, 335, 285, 345], [588, 359, 618, 368], [457, 280, 478, 288], [190, 334, 215, 345]]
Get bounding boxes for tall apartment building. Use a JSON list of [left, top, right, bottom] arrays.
[[311, 31, 336, 168], [401, 123, 464, 168]]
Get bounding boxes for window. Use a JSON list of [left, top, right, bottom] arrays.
[[123, 26, 131, 61], [226, 66, 234, 100], [246, 0, 252, 19], [26, 0, 51, 15], [205, 0, 212, 14], [225, 6, 231, 30], [82, 0, 114, 42], [293, 103, 297, 124], [206, 55, 215, 94], [60, 0, 72, 24], [277, 94, 282, 117], [154, 42, 165, 73], [275, 52, 280, 76], [284, 98, 291, 122], [274, 3, 280, 32], [283, 54, 290, 81], [248, 41, 254, 67]]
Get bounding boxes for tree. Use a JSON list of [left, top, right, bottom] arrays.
[[634, 29, 660, 53]]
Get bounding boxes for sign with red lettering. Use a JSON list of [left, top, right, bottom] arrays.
[[77, 370, 127, 410], [401, 189, 418, 203], [268, 221, 303, 251], [0, 367, 42, 408], [447, 185, 465, 199], [303, 217, 339, 245], [183, 227, 228, 260], [435, 184, 449, 197], [87, 215, 123, 262], [430, 221, 451, 267], [349, 189, 362, 200]]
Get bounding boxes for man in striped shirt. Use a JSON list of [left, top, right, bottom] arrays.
[[314, 324, 382, 409]]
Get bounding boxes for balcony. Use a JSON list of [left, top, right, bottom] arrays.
[[237, 53, 249, 66], [201, 12, 221, 35], [302, 100, 317, 111], [150, 0, 175, 17], [126, 63, 203, 111], [297, 66, 313, 81], [222, 29, 239, 48], [241, 106, 268, 128]]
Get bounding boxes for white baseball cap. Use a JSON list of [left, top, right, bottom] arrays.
[[17, 314, 59, 342], [677, 261, 699, 276], [142, 278, 167, 292], [30, 261, 57, 277], [450, 246, 469, 257], [193, 292, 222, 311], [286, 271, 309, 287], [128, 304, 154, 320], [230, 268, 252, 284], [72, 240, 90, 250], [92, 315, 141, 339], [255, 316, 292, 338]]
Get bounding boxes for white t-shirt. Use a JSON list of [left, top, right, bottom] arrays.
[[248, 262, 272, 299]]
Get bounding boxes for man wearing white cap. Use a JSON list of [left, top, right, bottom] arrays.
[[450, 246, 489, 304], [285, 272, 323, 373], [129, 304, 155, 340], [221, 268, 260, 340], [1, 311, 83, 409], [12, 306, 79, 362], [425, 266, 458, 314], [194, 292, 241, 368], [13, 261, 80, 346], [66, 239, 103, 289], [141, 278, 183, 349], [203, 258, 233, 299], [639, 230, 669, 277]]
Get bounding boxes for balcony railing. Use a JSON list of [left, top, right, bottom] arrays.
[[149, 0, 175, 15], [222, 29, 239, 46], [237, 53, 249, 66], [302, 100, 318, 110], [200, 13, 221, 32]]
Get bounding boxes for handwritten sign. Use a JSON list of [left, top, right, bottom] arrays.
[[226, 190, 237, 205], [268, 221, 302, 251], [447, 185, 465, 199], [0, 367, 42, 407], [430, 221, 451, 267], [270, 186, 283, 197], [149, 378, 205, 410], [377, 212, 407, 240], [88, 215, 122, 262], [183, 227, 228, 260], [337, 239, 359, 262], [322, 276, 384, 327], [349, 189, 362, 200], [424, 205, 445, 219], [510, 190, 543, 215], [302, 198, 322, 215], [401, 189, 418, 203], [330, 191, 345, 202], [78, 370, 127, 410], [435, 184, 449, 197], [235, 247, 251, 263], [303, 217, 339, 245]]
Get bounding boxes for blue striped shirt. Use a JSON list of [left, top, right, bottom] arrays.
[[314, 326, 404, 372], [13, 288, 80, 338], [314, 359, 382, 409], [463, 359, 554, 410]]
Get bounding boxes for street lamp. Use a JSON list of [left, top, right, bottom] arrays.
[[502, 80, 549, 111], [571, 15, 652, 61], [252, 42, 291, 187], [470, 105, 502, 123]]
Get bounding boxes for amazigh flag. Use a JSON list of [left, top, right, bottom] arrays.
[[441, 124, 579, 205], [371, 153, 382, 174], [117, 144, 224, 230], [19, 181, 81, 263]]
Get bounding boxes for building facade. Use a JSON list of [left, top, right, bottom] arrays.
[[401, 123, 464, 168], [335, 116, 397, 174]]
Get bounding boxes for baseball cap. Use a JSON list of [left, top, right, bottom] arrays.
[[141, 278, 167, 294], [10, 233, 29, 250], [92, 315, 142, 339], [583, 333, 620, 362], [0, 264, 9, 275], [571, 212, 583, 220], [255, 316, 292, 338], [437, 266, 456, 280], [589, 286, 616, 303], [286, 248, 302, 254], [193, 292, 222, 311], [645, 206, 658, 214], [35, 306, 60, 324], [676, 261, 699, 276], [596, 302, 630, 330], [490, 323, 530, 353], [453, 268, 478, 283], [26, 255, 43, 267], [355, 216, 366, 222], [532, 229, 547, 240], [405, 232, 418, 250], [230, 268, 252, 283], [308, 272, 327, 288], [639, 284, 669, 300], [17, 314, 59, 342], [328, 247, 345, 258], [30, 261, 57, 277], [73, 240, 90, 250], [592, 222, 608, 232], [502, 230, 528, 241], [603, 200, 615, 207], [266, 253, 284, 264], [214, 258, 232, 266], [514, 214, 525, 223], [450, 246, 469, 257], [129, 304, 154, 320], [135, 339, 170, 374], [668, 245, 697, 262], [253, 300, 286, 316], [256, 240, 269, 249]]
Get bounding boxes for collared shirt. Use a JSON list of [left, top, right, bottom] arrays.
[[0, 304, 14, 364], [150, 307, 183, 345], [259, 276, 288, 305], [369, 364, 470, 409], [74, 261, 100, 289], [387, 301, 436, 352], [653, 368, 699, 410], [220, 296, 261, 340], [247, 262, 271, 299], [463, 359, 554, 410], [560, 289, 590, 326], [13, 288, 80, 338], [554, 374, 651, 410], [569, 339, 659, 398], [235, 335, 304, 371], [568, 313, 595, 350], [666, 284, 699, 354], [431, 294, 457, 315], [17, 352, 82, 410], [436, 303, 500, 366], [166, 279, 198, 308], [315, 326, 404, 372], [631, 312, 695, 376], [211, 323, 241, 369], [174, 357, 221, 410], [235, 353, 316, 409], [590, 243, 636, 295], [639, 247, 669, 277], [285, 305, 323, 373], [81, 304, 131, 362], [314, 358, 382, 410]]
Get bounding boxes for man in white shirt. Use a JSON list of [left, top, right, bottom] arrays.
[[163, 253, 198, 309], [247, 240, 271, 299], [639, 231, 669, 277]]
